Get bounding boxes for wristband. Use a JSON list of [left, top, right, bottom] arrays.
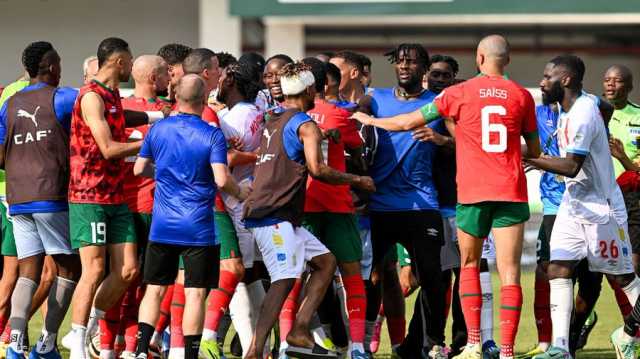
[[145, 111, 164, 124]]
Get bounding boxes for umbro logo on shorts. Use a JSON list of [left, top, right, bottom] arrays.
[[427, 228, 439, 237]]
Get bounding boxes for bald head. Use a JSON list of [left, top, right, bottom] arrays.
[[175, 74, 207, 107], [477, 35, 510, 66], [132, 55, 167, 84]]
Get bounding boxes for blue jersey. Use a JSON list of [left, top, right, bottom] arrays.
[[536, 104, 565, 215], [139, 113, 228, 246], [369, 88, 444, 211], [0, 82, 78, 215], [244, 109, 313, 228]]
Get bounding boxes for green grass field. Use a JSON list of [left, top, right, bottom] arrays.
[[27, 271, 621, 358]]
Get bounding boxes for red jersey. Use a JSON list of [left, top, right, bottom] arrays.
[[69, 80, 129, 204], [433, 75, 536, 204], [202, 105, 227, 212], [305, 99, 363, 213], [121, 96, 168, 214]]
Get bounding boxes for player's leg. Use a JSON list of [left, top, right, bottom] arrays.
[[29, 256, 57, 320], [449, 268, 468, 356], [182, 245, 219, 359], [135, 241, 179, 359], [621, 188, 640, 276], [32, 212, 81, 357], [452, 203, 490, 358], [201, 211, 243, 359], [402, 210, 445, 358], [286, 226, 336, 358], [568, 260, 602, 354], [0, 202, 19, 346], [7, 214, 46, 357], [479, 258, 499, 359]]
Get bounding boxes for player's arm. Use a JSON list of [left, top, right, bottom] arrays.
[[0, 102, 8, 168], [211, 163, 250, 201], [524, 153, 586, 178], [610, 137, 640, 172], [123, 109, 167, 127], [356, 95, 373, 115], [227, 149, 258, 168], [133, 156, 155, 178], [521, 91, 541, 159], [81, 92, 142, 159], [523, 134, 541, 159], [299, 121, 375, 191]]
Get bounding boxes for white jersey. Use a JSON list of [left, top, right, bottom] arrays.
[[556, 94, 627, 225], [219, 101, 264, 182]]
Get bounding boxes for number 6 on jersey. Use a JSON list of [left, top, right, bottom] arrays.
[[481, 105, 507, 153]]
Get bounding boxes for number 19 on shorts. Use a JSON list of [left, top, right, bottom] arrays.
[[91, 222, 106, 244]]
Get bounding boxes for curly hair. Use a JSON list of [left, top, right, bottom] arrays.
[[227, 61, 261, 103], [278, 62, 312, 79], [157, 43, 192, 65], [22, 41, 55, 78], [384, 43, 430, 68]]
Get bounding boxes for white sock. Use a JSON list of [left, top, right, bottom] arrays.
[[87, 307, 105, 337], [622, 277, 640, 307], [351, 342, 365, 353], [229, 283, 254, 354], [549, 278, 573, 351], [99, 349, 115, 359], [8, 329, 23, 352], [69, 323, 88, 359], [168, 347, 184, 359], [202, 328, 217, 342], [480, 271, 494, 343], [36, 328, 57, 354]]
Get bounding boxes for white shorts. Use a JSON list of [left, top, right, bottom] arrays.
[[440, 216, 461, 270], [550, 212, 634, 275], [359, 223, 373, 281], [225, 200, 261, 269], [251, 221, 330, 283], [481, 234, 496, 261], [13, 211, 74, 260]]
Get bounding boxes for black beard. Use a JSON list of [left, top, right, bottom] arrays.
[[545, 81, 564, 104]]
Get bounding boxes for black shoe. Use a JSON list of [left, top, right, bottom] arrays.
[[576, 311, 598, 350], [230, 333, 242, 357]]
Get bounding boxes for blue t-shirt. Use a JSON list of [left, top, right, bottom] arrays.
[[139, 113, 228, 246], [536, 104, 565, 215], [0, 82, 78, 214], [369, 88, 444, 211], [244, 109, 313, 228]]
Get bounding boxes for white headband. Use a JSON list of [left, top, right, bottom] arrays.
[[280, 70, 315, 96]]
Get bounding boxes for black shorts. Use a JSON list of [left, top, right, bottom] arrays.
[[536, 215, 556, 263], [622, 189, 640, 255], [143, 241, 220, 288]]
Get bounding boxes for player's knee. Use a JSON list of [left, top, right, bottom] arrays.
[[609, 273, 636, 289], [82, 261, 105, 283], [317, 253, 337, 275]]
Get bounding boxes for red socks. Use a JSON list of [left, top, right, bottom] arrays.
[[609, 277, 633, 317], [170, 283, 186, 348], [533, 275, 552, 343], [343, 274, 367, 344], [156, 284, 174, 334], [0, 324, 10, 344], [204, 270, 241, 332], [460, 267, 482, 345], [100, 300, 122, 350], [279, 279, 302, 343], [500, 285, 523, 357]]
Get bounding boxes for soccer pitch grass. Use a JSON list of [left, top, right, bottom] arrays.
[[29, 271, 619, 358]]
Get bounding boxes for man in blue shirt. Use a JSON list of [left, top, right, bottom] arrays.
[[0, 41, 79, 359], [132, 74, 248, 359], [357, 44, 447, 358]]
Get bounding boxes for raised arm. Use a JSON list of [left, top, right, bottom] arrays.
[[351, 108, 426, 132], [299, 121, 375, 191], [81, 92, 141, 160]]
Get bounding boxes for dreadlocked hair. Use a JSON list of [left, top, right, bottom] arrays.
[[22, 41, 55, 78], [216, 52, 237, 69], [227, 61, 262, 103], [384, 43, 430, 68]]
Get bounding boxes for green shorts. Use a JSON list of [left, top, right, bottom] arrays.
[[303, 212, 362, 263], [216, 211, 240, 260], [456, 201, 530, 238], [396, 244, 411, 267], [70, 203, 136, 249], [0, 203, 16, 257]]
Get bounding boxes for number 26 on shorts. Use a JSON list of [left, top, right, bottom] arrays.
[[481, 105, 507, 153], [599, 239, 619, 259]]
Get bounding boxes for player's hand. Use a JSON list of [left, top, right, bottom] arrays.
[[160, 105, 173, 118], [354, 176, 376, 192], [209, 100, 227, 113], [412, 127, 447, 145], [323, 128, 341, 143], [399, 265, 418, 296], [609, 137, 627, 160], [228, 137, 243, 151], [351, 112, 374, 126]]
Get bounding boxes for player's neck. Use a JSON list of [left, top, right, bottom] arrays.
[[314, 92, 325, 101], [282, 97, 306, 112], [224, 90, 244, 110], [133, 84, 156, 101], [479, 64, 504, 77], [341, 83, 364, 104], [177, 103, 203, 117], [611, 98, 628, 110], [94, 70, 120, 91], [396, 83, 424, 99], [30, 75, 55, 88], [561, 89, 581, 112]]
